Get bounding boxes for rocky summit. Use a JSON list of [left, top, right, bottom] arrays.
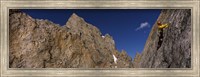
[[9, 9, 191, 68], [9, 10, 133, 68]]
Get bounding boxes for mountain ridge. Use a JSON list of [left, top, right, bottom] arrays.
[[9, 10, 133, 68]]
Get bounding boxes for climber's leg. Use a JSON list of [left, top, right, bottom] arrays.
[[157, 29, 163, 50]]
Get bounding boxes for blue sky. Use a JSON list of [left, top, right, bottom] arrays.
[[21, 9, 161, 59]]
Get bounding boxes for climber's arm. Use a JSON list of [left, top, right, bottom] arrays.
[[163, 24, 169, 28]]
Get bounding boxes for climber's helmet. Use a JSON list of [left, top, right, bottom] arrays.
[[157, 21, 162, 26]]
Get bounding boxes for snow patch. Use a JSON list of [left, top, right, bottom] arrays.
[[113, 54, 118, 64], [102, 35, 105, 38]]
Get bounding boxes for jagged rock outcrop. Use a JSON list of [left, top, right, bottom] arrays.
[[132, 52, 141, 68], [9, 10, 133, 68], [137, 9, 191, 68]]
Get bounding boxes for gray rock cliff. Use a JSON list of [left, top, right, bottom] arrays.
[[136, 9, 191, 68]]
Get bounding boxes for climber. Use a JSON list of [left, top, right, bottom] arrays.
[[157, 21, 169, 30], [112, 54, 118, 68], [157, 21, 169, 50]]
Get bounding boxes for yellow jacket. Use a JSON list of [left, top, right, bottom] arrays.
[[158, 24, 168, 29]]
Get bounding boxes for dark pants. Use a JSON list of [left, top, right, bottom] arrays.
[[157, 29, 163, 50]]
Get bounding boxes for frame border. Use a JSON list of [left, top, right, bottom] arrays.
[[1, 0, 200, 76]]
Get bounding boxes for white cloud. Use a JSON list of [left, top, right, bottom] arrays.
[[135, 22, 150, 31]]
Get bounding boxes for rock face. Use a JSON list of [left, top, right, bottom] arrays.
[[137, 9, 191, 68], [9, 10, 133, 68]]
